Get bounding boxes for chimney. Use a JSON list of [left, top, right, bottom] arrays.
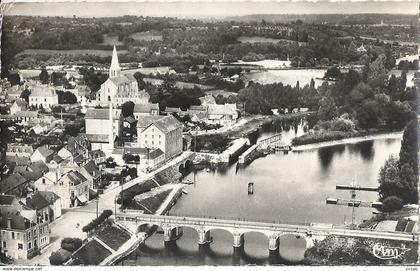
[[7, 218, 12, 229]]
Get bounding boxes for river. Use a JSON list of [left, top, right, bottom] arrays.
[[120, 128, 402, 266]]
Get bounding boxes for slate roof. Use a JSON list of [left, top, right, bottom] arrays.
[[151, 115, 183, 134], [0, 213, 34, 231], [66, 171, 88, 186], [34, 146, 54, 159], [13, 99, 28, 108], [0, 195, 19, 205], [164, 107, 181, 113], [149, 148, 164, 159], [0, 173, 28, 194], [83, 160, 100, 177], [30, 85, 57, 97], [85, 134, 110, 143], [133, 103, 159, 114], [85, 109, 111, 120], [26, 191, 60, 210], [136, 115, 163, 129], [124, 116, 136, 124], [108, 75, 136, 86], [28, 161, 49, 173]]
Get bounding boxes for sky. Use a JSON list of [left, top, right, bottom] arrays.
[[2, 1, 418, 18]]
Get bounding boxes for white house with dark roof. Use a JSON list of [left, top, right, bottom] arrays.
[[15, 110, 39, 125], [25, 191, 61, 223], [96, 46, 146, 106], [34, 170, 91, 208], [85, 105, 122, 151], [6, 144, 34, 159], [28, 85, 58, 109], [137, 115, 183, 160]]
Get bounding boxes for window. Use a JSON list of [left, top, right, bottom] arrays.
[[11, 232, 15, 239], [28, 242, 32, 249], [159, 135, 161, 138], [152, 141, 154, 144], [145, 140, 147, 144], [152, 135, 154, 138], [27, 232, 31, 239], [159, 141, 161, 145], [42, 178, 45, 184], [44, 98, 47, 102], [145, 135, 147, 138], [18, 243, 23, 250], [17, 233, 20, 239], [33, 229, 36, 236], [2, 241, 6, 248]]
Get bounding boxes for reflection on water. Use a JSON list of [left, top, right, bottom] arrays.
[[122, 228, 306, 266], [347, 140, 375, 161], [317, 144, 346, 171]]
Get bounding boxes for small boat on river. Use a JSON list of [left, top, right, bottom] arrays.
[[182, 189, 189, 195], [248, 182, 254, 194]]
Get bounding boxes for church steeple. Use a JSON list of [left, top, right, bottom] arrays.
[[109, 45, 121, 78]]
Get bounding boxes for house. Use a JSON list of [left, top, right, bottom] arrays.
[[85, 106, 122, 151], [6, 144, 34, 159], [124, 147, 165, 171], [58, 134, 91, 160], [199, 95, 216, 106], [80, 160, 100, 187], [133, 103, 160, 119], [123, 116, 136, 129], [34, 170, 91, 208], [10, 99, 28, 115], [31, 146, 54, 164], [15, 110, 38, 125], [0, 195, 23, 215], [88, 150, 106, 165], [25, 191, 61, 223], [96, 46, 146, 106], [137, 115, 183, 160], [28, 85, 58, 109], [164, 107, 181, 115], [0, 173, 30, 197], [206, 104, 239, 125], [5, 85, 24, 103], [30, 123, 48, 135], [0, 213, 50, 260]]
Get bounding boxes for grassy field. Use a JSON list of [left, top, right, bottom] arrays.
[[17, 49, 128, 57], [72, 239, 112, 265], [129, 31, 163, 41], [96, 223, 131, 251]]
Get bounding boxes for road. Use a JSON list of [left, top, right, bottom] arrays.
[[19, 152, 192, 266]]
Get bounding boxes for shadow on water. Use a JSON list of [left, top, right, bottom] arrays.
[[317, 144, 346, 171], [347, 140, 375, 161]]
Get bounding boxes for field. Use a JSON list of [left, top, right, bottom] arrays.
[[129, 31, 163, 41], [96, 223, 131, 251], [17, 49, 128, 57], [238, 36, 307, 45], [71, 239, 112, 265]]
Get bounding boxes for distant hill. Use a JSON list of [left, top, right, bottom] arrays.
[[224, 14, 417, 25]]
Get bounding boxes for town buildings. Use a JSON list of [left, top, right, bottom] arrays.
[[96, 46, 145, 106], [25, 191, 62, 223], [0, 213, 50, 260], [28, 85, 58, 109], [137, 115, 183, 161]]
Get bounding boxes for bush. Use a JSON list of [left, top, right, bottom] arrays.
[[49, 249, 72, 265], [61, 238, 83, 252], [382, 196, 403, 212], [82, 209, 113, 233]]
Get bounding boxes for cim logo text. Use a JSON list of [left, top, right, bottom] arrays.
[[372, 243, 410, 260]]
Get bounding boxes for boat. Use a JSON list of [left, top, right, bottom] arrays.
[[182, 189, 189, 195], [181, 179, 194, 185]]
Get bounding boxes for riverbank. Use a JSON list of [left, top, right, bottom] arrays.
[[303, 235, 418, 265], [292, 130, 403, 150]]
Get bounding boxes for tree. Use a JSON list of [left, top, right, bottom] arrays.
[[39, 68, 49, 84], [324, 67, 341, 80], [20, 88, 30, 103], [121, 101, 135, 118], [61, 238, 83, 252], [317, 97, 338, 121], [381, 196, 403, 212], [378, 156, 401, 201]]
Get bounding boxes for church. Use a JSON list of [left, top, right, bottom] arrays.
[[96, 46, 150, 106]]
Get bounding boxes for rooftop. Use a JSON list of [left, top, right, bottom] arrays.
[[34, 145, 55, 159], [150, 115, 183, 134], [0, 173, 29, 194], [133, 103, 159, 114], [66, 171, 89, 186], [136, 115, 164, 128], [30, 85, 57, 97], [207, 103, 238, 116], [85, 108, 120, 120], [0, 213, 35, 231], [26, 191, 60, 210]]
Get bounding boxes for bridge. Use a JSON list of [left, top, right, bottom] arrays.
[[115, 213, 417, 252], [258, 134, 291, 151]]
